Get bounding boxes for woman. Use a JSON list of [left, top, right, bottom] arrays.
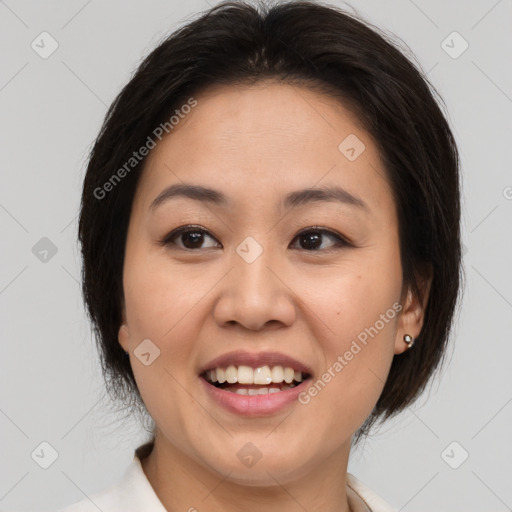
[[62, 1, 462, 510]]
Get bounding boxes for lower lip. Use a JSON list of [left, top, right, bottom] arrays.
[[200, 377, 311, 417]]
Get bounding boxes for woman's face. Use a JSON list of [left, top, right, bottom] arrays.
[[119, 82, 425, 485]]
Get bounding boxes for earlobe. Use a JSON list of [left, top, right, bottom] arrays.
[[118, 297, 131, 353], [118, 323, 131, 353], [394, 270, 432, 355]]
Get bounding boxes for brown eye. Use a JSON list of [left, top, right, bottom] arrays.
[[290, 228, 349, 251], [162, 226, 220, 250]]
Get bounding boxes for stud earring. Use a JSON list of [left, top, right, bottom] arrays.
[[403, 334, 414, 348]]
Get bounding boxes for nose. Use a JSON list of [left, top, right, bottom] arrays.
[[212, 242, 296, 331]]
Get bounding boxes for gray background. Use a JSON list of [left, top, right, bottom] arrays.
[[1, 0, 511, 510]]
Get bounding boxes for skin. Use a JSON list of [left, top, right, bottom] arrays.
[[118, 81, 430, 512]]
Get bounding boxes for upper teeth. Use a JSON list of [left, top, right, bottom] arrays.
[[207, 365, 303, 385]]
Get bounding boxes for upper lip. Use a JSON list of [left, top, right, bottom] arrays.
[[200, 350, 313, 376]]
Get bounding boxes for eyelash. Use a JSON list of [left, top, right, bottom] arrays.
[[158, 224, 352, 252]]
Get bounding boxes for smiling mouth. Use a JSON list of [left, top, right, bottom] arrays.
[[202, 365, 311, 395]]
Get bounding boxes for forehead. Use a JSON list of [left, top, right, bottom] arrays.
[[134, 81, 393, 215]]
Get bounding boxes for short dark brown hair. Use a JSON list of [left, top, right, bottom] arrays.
[[78, 0, 462, 439]]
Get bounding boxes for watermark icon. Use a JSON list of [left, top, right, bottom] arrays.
[[298, 302, 403, 404], [32, 237, 58, 263], [31, 31, 59, 59], [441, 31, 469, 59], [93, 97, 198, 200], [236, 236, 264, 264], [441, 441, 469, 469], [134, 338, 161, 366], [237, 442, 262, 468], [503, 186, 512, 200], [338, 133, 366, 161], [31, 441, 59, 469]]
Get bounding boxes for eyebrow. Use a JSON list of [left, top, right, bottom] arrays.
[[149, 183, 369, 213]]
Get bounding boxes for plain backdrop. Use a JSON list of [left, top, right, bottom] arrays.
[[1, 0, 511, 511]]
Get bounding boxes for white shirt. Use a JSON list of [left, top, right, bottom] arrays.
[[57, 442, 396, 512]]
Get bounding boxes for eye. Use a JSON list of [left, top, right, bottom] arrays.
[[160, 225, 221, 250], [290, 227, 350, 251]]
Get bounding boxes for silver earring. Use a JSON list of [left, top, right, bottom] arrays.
[[403, 334, 414, 348]]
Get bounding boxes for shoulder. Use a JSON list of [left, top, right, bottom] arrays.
[[347, 473, 397, 512]]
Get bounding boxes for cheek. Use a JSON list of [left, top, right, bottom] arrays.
[[123, 254, 204, 439], [298, 251, 401, 426], [314, 269, 399, 372], [123, 241, 208, 339], [306, 250, 402, 342], [121, 248, 205, 406]]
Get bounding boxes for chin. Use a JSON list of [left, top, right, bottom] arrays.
[[199, 448, 315, 487]]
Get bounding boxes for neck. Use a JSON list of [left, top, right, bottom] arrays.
[[140, 433, 353, 512]]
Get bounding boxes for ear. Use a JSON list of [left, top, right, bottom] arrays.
[[118, 298, 131, 353], [395, 266, 433, 355]]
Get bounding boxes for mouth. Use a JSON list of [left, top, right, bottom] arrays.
[[201, 364, 312, 395], [199, 351, 314, 416]]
